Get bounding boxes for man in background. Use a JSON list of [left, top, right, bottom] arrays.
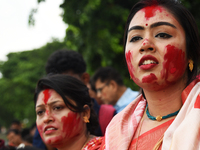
[[92, 66, 139, 113]]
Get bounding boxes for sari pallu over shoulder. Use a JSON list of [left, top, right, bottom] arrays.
[[102, 79, 200, 150], [103, 95, 146, 150]]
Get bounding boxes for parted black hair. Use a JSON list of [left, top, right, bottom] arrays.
[[34, 74, 98, 134], [124, 0, 200, 86], [45, 49, 86, 75]]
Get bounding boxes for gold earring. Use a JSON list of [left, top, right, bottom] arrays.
[[189, 60, 194, 72], [83, 117, 89, 123], [130, 75, 132, 80]]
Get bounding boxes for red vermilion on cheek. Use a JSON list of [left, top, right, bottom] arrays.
[[37, 124, 44, 141], [142, 73, 157, 83], [161, 45, 186, 81], [125, 51, 135, 79], [43, 89, 51, 104], [61, 112, 81, 138], [143, 5, 162, 20]]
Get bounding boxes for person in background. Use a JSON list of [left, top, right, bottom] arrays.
[[9, 120, 21, 131], [45, 49, 116, 135], [92, 66, 139, 113], [20, 128, 33, 146], [100, 0, 200, 149], [33, 50, 115, 149], [29, 123, 36, 138], [34, 74, 102, 150], [88, 79, 103, 105], [0, 139, 16, 150], [6, 129, 22, 147]]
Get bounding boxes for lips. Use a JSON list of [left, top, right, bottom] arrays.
[[44, 126, 57, 134], [139, 55, 158, 70]]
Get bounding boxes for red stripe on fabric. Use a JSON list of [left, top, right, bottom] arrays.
[[194, 94, 200, 109]]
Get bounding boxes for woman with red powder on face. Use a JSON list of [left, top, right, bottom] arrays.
[[34, 74, 102, 150], [100, 0, 200, 149]]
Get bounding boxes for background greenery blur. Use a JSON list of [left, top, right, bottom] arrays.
[[0, 0, 199, 128]]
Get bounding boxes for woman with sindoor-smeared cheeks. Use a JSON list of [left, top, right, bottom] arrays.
[[125, 5, 187, 91], [99, 1, 200, 149], [36, 89, 83, 147], [34, 75, 102, 150]]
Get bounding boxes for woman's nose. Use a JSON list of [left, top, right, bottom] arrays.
[[43, 110, 54, 124], [140, 38, 156, 53]]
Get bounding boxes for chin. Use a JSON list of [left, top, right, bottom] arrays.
[[44, 135, 63, 145]]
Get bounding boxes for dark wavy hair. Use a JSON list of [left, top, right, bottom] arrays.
[[45, 49, 86, 76], [92, 66, 124, 86], [34, 74, 98, 134], [124, 0, 200, 86]]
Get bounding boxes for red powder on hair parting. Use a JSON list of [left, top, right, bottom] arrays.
[[61, 112, 81, 138], [43, 89, 51, 104], [142, 73, 157, 83], [161, 45, 186, 81], [143, 5, 162, 20]]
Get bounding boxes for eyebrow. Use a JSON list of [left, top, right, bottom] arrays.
[[36, 100, 61, 108], [128, 21, 176, 32]]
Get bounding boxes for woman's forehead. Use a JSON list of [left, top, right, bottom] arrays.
[[129, 6, 180, 29]]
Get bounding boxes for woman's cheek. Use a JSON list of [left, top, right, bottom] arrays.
[[125, 51, 139, 83], [161, 45, 186, 82], [61, 112, 82, 138], [36, 124, 45, 142]]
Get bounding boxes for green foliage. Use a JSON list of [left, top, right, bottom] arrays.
[[60, 0, 139, 90], [4, 0, 200, 127], [0, 39, 67, 127]]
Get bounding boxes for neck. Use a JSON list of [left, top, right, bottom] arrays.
[[143, 81, 185, 117]]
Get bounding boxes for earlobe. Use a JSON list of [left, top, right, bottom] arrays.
[[82, 105, 91, 123], [81, 73, 90, 85]]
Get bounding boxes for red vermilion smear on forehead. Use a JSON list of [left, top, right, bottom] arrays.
[[142, 73, 157, 83], [62, 112, 81, 138], [43, 89, 51, 104], [161, 45, 186, 81], [143, 5, 162, 20]]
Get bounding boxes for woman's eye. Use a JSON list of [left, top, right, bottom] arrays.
[[155, 33, 172, 39], [36, 110, 44, 116], [53, 106, 63, 111], [130, 36, 143, 42]]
